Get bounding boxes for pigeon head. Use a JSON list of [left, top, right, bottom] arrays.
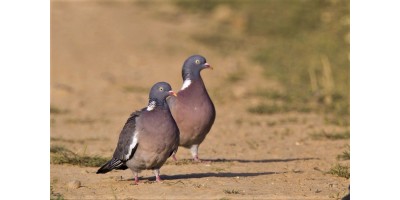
[[147, 82, 176, 111], [182, 55, 212, 81]]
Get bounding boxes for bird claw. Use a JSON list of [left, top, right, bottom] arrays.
[[193, 157, 201, 162]]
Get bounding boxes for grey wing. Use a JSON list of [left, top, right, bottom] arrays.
[[112, 110, 142, 162], [96, 110, 142, 174]]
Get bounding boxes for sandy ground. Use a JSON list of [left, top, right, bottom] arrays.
[[51, 1, 349, 199]]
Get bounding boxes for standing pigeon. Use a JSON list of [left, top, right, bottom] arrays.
[[167, 55, 216, 162], [97, 82, 179, 184]]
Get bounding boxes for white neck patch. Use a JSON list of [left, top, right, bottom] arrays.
[[147, 101, 156, 111], [181, 79, 192, 90]]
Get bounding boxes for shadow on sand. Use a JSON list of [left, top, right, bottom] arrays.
[[162, 171, 284, 180], [203, 157, 318, 163], [164, 157, 318, 166], [121, 157, 317, 182], [122, 171, 286, 182]]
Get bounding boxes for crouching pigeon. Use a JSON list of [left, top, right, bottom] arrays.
[[97, 82, 180, 184], [167, 55, 216, 162]]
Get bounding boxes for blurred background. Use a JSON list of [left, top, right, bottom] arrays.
[[50, 0, 349, 198], [51, 0, 349, 123], [50, 0, 350, 173]]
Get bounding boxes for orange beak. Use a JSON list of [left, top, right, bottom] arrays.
[[169, 90, 177, 97]]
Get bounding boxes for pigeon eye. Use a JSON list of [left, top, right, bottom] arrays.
[[195, 59, 200, 64], [159, 87, 164, 91]]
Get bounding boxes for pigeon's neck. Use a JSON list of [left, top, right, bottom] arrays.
[[147, 98, 169, 111], [181, 74, 208, 92], [182, 68, 201, 82], [181, 70, 203, 91]]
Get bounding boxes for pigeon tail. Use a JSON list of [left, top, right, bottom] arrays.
[[96, 158, 125, 174]]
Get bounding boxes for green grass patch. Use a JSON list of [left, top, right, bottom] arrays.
[[337, 150, 350, 160], [51, 137, 106, 144], [50, 185, 64, 200], [279, 117, 299, 124], [50, 145, 69, 154], [165, 159, 195, 166], [50, 145, 109, 167], [175, 0, 349, 119], [248, 1, 349, 117], [267, 121, 277, 127], [226, 69, 246, 83], [251, 90, 294, 102], [327, 164, 350, 179], [212, 167, 225, 172], [64, 118, 97, 124], [248, 103, 311, 114], [223, 189, 240, 194], [324, 115, 350, 127], [123, 85, 148, 93], [247, 104, 283, 115], [192, 33, 244, 55], [234, 118, 243, 126], [310, 130, 350, 140], [50, 105, 68, 114], [174, 0, 240, 12]]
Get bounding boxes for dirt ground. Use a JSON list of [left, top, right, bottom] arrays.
[[50, 1, 350, 199]]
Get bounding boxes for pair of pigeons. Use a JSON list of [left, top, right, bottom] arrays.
[[96, 55, 216, 184]]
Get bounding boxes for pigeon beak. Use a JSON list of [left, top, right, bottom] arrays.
[[204, 63, 213, 70], [169, 90, 177, 97]]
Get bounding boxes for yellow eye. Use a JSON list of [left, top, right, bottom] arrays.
[[195, 59, 200, 64], [159, 87, 164, 91]]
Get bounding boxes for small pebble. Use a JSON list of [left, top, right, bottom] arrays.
[[67, 180, 81, 189]]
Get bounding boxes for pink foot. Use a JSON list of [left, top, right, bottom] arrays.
[[193, 155, 201, 162], [155, 175, 162, 183], [132, 175, 139, 185], [193, 156, 210, 163], [172, 154, 178, 161], [153, 169, 163, 183]]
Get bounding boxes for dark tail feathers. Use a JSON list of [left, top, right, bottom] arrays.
[[96, 158, 126, 174]]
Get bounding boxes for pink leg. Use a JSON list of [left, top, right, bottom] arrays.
[[172, 153, 178, 161], [153, 169, 162, 182], [190, 145, 211, 163], [133, 172, 139, 185], [193, 155, 201, 162], [156, 175, 162, 182], [190, 145, 205, 162], [194, 156, 211, 163], [190, 145, 199, 161]]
